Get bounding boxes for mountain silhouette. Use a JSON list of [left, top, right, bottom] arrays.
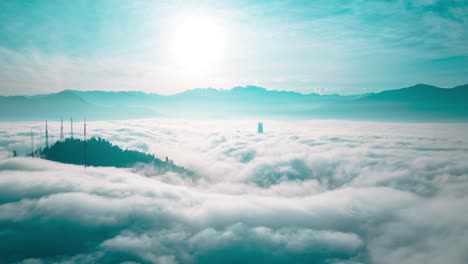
[[356, 84, 468, 103], [338, 83, 468, 121], [0, 90, 157, 121], [1, 84, 467, 121]]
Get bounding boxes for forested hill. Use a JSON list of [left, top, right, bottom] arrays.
[[39, 137, 192, 175]]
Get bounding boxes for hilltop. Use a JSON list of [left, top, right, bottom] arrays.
[[36, 137, 192, 175]]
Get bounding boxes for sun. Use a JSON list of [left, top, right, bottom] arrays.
[[172, 17, 225, 67]]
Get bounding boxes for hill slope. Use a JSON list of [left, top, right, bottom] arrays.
[[344, 84, 468, 121], [39, 137, 192, 175]]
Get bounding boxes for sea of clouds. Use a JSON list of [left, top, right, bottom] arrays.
[[0, 119, 467, 264]]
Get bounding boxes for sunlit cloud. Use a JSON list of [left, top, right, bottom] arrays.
[[0, 120, 467, 263]]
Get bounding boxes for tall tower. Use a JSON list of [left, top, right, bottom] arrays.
[[257, 122, 263, 134], [60, 117, 64, 140], [45, 120, 49, 148], [30, 128, 34, 157], [84, 118, 87, 168], [70, 117, 74, 139]]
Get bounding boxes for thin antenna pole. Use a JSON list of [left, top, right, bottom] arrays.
[[60, 117, 64, 140], [71, 117, 74, 139], [84, 117, 87, 168], [45, 120, 49, 148], [30, 128, 34, 157]]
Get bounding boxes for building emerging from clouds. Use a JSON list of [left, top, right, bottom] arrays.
[[258, 122, 263, 134]]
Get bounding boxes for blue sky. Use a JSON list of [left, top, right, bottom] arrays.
[[0, 0, 467, 95]]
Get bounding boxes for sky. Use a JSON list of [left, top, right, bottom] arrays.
[[0, 0, 467, 95], [0, 119, 468, 263]]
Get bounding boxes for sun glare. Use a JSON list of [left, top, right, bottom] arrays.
[[172, 17, 225, 68]]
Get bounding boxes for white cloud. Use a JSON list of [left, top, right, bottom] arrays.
[[0, 119, 467, 263]]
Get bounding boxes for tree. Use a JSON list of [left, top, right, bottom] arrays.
[[12, 150, 18, 157]]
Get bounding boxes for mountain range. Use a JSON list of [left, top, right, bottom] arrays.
[[1, 84, 467, 121]]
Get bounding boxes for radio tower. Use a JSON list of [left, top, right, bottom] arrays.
[[70, 117, 74, 139], [84, 118, 87, 168], [30, 128, 34, 157], [60, 117, 64, 140], [45, 120, 49, 148]]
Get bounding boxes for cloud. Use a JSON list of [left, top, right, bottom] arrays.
[[0, 119, 468, 263]]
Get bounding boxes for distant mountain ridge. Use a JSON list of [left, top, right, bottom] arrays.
[[356, 84, 468, 103], [0, 84, 467, 121]]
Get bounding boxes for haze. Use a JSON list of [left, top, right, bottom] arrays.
[[1, 0, 467, 95]]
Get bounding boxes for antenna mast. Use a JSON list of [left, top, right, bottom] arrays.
[[84, 117, 87, 168], [60, 117, 64, 140], [45, 120, 49, 148]]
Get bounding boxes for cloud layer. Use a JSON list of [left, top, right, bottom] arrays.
[[0, 120, 467, 263]]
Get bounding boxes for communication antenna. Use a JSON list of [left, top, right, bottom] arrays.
[[84, 117, 87, 168], [30, 128, 34, 157], [71, 117, 74, 138], [45, 120, 49, 148], [60, 117, 64, 140]]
